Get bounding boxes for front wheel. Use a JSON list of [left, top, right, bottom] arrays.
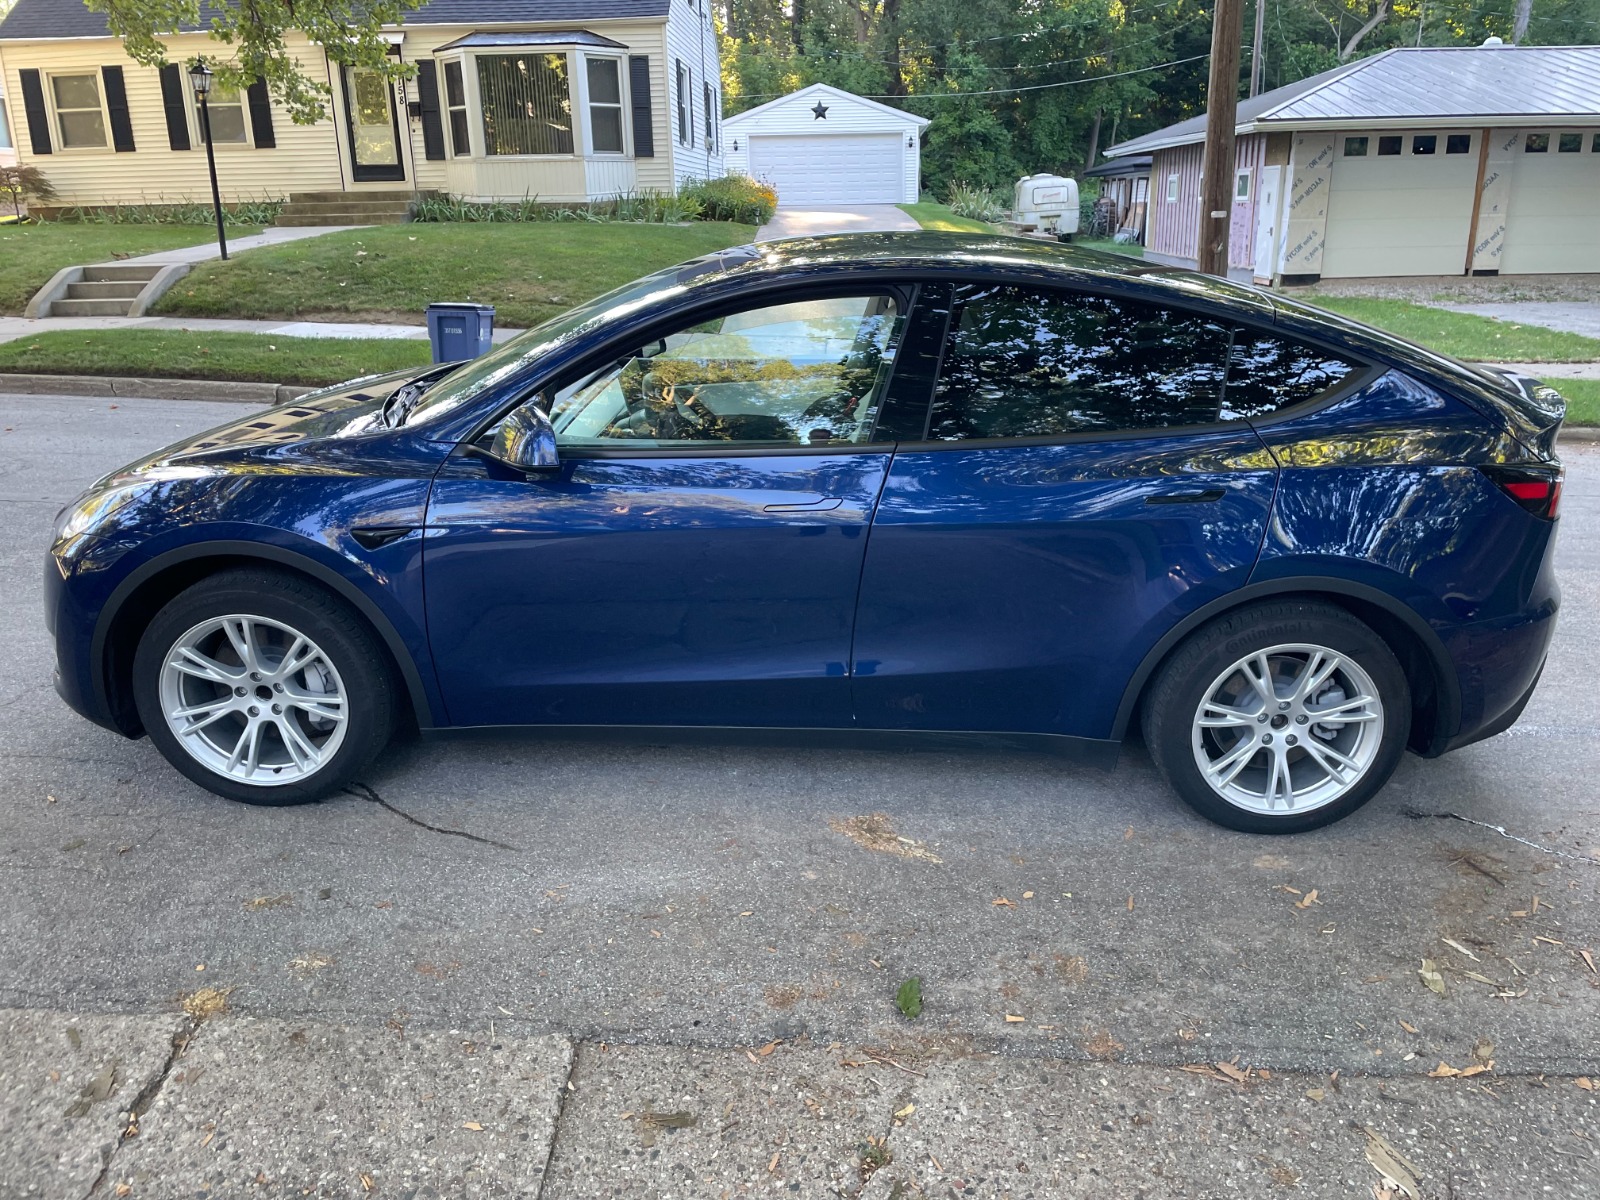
[[1142, 601, 1410, 833], [132, 568, 397, 806]]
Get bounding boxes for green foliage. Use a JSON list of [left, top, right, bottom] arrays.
[[944, 181, 1009, 223], [679, 176, 779, 225], [45, 198, 285, 225], [87, 0, 423, 122], [894, 976, 924, 1020], [412, 191, 703, 224]]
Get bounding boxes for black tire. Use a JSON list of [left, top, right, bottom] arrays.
[[1141, 600, 1411, 834], [132, 567, 397, 806]]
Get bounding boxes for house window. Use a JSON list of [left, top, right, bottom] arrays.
[[477, 52, 573, 156], [1377, 135, 1402, 156], [1165, 173, 1179, 202], [50, 72, 107, 149], [703, 82, 716, 150], [1558, 132, 1582, 153], [1594, 133, 1600, 153], [0, 97, 11, 150], [1525, 132, 1549, 153], [676, 60, 692, 146], [1446, 134, 1471, 154], [195, 83, 248, 144], [443, 60, 470, 156], [1234, 168, 1250, 201], [1343, 136, 1368, 157], [585, 57, 624, 154], [1412, 134, 1436, 155]]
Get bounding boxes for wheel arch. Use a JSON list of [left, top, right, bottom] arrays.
[[93, 541, 436, 738], [1112, 578, 1460, 755]]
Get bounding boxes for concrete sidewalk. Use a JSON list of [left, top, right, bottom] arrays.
[[107, 225, 365, 268], [6, 1007, 1594, 1199], [0, 313, 526, 347]]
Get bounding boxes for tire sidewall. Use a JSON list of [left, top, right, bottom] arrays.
[[1145, 603, 1412, 834], [132, 571, 394, 806]]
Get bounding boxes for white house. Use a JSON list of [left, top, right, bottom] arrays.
[[723, 82, 928, 205]]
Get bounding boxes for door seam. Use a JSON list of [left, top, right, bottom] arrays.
[[844, 444, 898, 724]]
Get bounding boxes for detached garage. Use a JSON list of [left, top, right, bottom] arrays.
[[1103, 43, 1600, 282], [723, 83, 928, 205]]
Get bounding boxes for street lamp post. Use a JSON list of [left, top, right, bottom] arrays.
[[188, 58, 229, 261]]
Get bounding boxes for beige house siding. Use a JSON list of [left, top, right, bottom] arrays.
[[0, 15, 713, 205]]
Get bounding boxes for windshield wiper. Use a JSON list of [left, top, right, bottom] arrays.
[[380, 364, 462, 428]]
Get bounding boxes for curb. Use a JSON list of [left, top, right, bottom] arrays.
[[0, 373, 314, 405]]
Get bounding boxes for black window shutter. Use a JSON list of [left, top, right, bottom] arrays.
[[19, 68, 52, 154], [416, 60, 445, 161], [101, 66, 136, 151], [629, 56, 654, 158], [246, 78, 276, 148], [158, 64, 192, 151]]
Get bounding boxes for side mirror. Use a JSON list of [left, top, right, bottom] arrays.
[[489, 401, 559, 472]]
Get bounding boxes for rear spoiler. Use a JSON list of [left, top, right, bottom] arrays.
[[1474, 367, 1567, 461]]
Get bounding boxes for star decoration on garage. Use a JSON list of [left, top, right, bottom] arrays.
[[811, 101, 829, 119]]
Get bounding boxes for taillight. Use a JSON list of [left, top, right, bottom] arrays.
[[1481, 464, 1563, 519]]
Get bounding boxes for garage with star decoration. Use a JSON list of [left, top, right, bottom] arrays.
[[723, 82, 929, 205]]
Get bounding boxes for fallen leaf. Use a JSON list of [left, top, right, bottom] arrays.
[[1022, 891, 1034, 900], [1428, 1061, 1460, 1078], [1127, 894, 1135, 911], [768, 1150, 781, 1173], [829, 813, 942, 863], [1533, 935, 1565, 947], [1576, 1077, 1594, 1091], [1473, 1037, 1495, 1064], [1417, 959, 1446, 997], [745, 1050, 760, 1065], [1363, 1127, 1422, 1200], [894, 1103, 915, 1119], [1581, 949, 1597, 975], [1441, 938, 1479, 961], [992, 897, 1016, 908], [359, 1174, 374, 1192], [180, 987, 232, 1021], [757, 1040, 780, 1057], [1004, 1014, 1026, 1023], [1295, 889, 1320, 909], [1304, 1087, 1326, 1101], [1399, 1020, 1418, 1035], [1215, 1061, 1250, 1083]]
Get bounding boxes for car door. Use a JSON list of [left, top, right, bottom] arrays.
[[850, 281, 1281, 741], [424, 290, 906, 729]]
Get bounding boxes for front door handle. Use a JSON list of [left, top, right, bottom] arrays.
[[764, 497, 844, 513], [1145, 488, 1226, 505]]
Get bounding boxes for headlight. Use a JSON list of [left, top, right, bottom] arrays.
[[53, 483, 153, 543]]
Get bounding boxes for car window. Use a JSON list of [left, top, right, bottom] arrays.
[[926, 285, 1233, 440], [1221, 331, 1361, 419], [544, 295, 903, 449]]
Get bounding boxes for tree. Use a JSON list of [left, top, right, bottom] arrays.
[[0, 163, 58, 219], [86, 0, 423, 123]]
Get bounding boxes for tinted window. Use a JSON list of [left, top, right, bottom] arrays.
[[927, 285, 1232, 440], [1222, 331, 1361, 419]]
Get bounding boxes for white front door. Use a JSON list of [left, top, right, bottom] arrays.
[[749, 133, 904, 205], [1500, 129, 1600, 274], [1253, 165, 1283, 282]]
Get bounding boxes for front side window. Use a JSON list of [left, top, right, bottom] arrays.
[[585, 57, 624, 154], [51, 73, 106, 149], [927, 285, 1233, 440], [478, 52, 572, 156], [196, 83, 248, 144], [443, 60, 470, 155], [1222, 331, 1360, 420], [543, 294, 903, 449]]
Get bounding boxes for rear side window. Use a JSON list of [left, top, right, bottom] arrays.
[[1222, 331, 1360, 419], [927, 284, 1233, 440]]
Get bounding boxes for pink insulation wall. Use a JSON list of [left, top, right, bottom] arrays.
[[1148, 134, 1266, 271]]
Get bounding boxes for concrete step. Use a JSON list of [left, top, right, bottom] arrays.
[[278, 202, 414, 218], [66, 281, 146, 300], [288, 190, 418, 205], [49, 297, 137, 317], [81, 264, 163, 283], [276, 211, 413, 226]]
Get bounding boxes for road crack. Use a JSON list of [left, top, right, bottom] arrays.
[[342, 782, 518, 851], [1402, 807, 1598, 866], [85, 1019, 192, 1197]]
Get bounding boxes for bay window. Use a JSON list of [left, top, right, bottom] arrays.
[[478, 52, 572, 156], [586, 57, 624, 154], [443, 59, 470, 156]]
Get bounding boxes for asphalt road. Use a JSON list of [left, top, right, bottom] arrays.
[[1, 393, 1597, 1198]]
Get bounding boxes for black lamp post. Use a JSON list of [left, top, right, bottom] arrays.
[[188, 58, 229, 261]]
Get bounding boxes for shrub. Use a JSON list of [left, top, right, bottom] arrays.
[[44, 198, 284, 225], [945, 181, 1008, 224], [679, 175, 778, 225], [0, 164, 57, 220], [411, 190, 702, 224]]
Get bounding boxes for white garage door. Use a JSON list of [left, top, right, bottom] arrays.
[[749, 133, 903, 205], [1321, 132, 1480, 278], [1500, 130, 1600, 274]]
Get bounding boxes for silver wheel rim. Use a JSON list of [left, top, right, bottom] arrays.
[[1190, 642, 1384, 816], [158, 614, 348, 787]]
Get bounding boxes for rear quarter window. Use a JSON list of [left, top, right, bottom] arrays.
[[1221, 331, 1361, 420]]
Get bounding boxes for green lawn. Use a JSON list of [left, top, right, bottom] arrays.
[[1302, 297, 1600, 364], [0, 223, 259, 316], [0, 329, 430, 386], [1073, 235, 1145, 259], [153, 222, 757, 328], [897, 202, 998, 234], [1549, 377, 1600, 427]]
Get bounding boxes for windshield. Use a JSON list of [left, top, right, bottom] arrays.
[[400, 248, 760, 430]]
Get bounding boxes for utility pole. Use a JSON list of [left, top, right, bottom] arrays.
[[1512, 0, 1531, 43], [1197, 0, 1244, 277], [1249, 0, 1266, 97]]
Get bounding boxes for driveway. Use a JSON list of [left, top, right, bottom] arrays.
[[1433, 300, 1600, 340], [3, 393, 1599, 1196], [756, 203, 921, 241]]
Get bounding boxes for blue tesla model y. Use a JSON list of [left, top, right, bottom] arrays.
[[45, 234, 1564, 832]]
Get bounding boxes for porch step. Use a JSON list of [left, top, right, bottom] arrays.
[[288, 189, 417, 205], [65, 281, 147, 301], [277, 190, 419, 226], [48, 297, 145, 317], [276, 210, 414, 226]]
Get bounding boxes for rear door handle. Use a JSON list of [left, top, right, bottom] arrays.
[[764, 497, 844, 513], [1145, 488, 1226, 505]]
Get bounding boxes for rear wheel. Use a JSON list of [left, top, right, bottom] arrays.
[[132, 568, 396, 806], [1142, 601, 1410, 833]]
